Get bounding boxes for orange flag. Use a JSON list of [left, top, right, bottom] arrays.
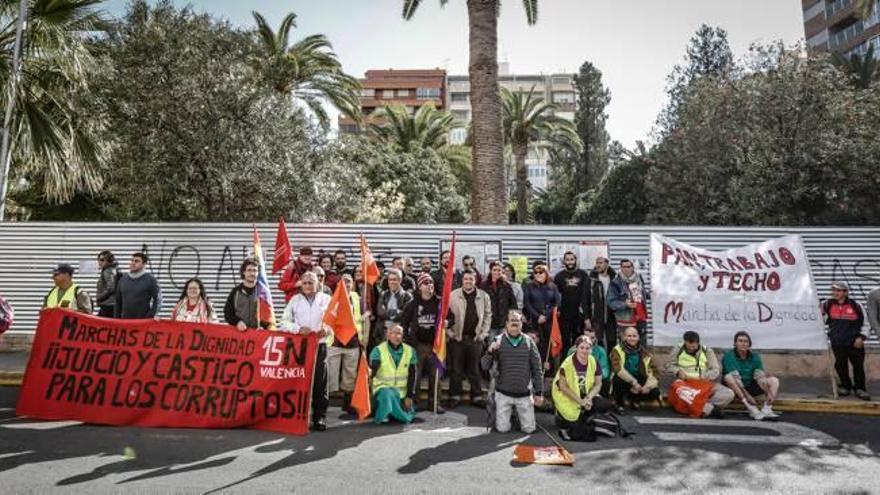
[[322, 279, 358, 345], [549, 307, 563, 359], [350, 351, 372, 420], [359, 234, 380, 285]]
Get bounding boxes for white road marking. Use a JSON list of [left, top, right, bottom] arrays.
[[0, 450, 35, 460], [1, 420, 82, 430], [634, 416, 839, 447]]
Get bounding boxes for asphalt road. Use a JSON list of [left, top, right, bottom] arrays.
[[1, 386, 878, 494]]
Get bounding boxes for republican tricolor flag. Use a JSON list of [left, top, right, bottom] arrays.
[[433, 231, 456, 372], [252, 225, 277, 330]]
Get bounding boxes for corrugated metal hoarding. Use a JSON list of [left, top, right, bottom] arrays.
[[1, 223, 878, 341]]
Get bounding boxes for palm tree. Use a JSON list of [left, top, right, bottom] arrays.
[[251, 11, 361, 128], [368, 103, 471, 186], [0, 0, 108, 214], [832, 44, 879, 89], [501, 86, 582, 223], [402, 0, 540, 224]]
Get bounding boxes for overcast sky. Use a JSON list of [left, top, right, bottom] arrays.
[[104, 0, 806, 148]]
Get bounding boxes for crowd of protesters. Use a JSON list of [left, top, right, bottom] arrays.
[[29, 245, 877, 439]]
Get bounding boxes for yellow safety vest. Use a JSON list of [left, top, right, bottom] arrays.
[[552, 353, 597, 422], [612, 345, 652, 379], [372, 342, 414, 399], [676, 344, 708, 379], [45, 284, 80, 311]]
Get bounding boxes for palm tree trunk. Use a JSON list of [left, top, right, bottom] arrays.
[[514, 142, 529, 224], [467, 0, 506, 224]]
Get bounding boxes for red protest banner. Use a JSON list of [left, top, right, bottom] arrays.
[[17, 309, 318, 435]]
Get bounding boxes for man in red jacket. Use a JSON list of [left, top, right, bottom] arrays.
[[279, 247, 314, 302]]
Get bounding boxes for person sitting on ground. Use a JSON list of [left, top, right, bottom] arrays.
[[722, 331, 780, 420], [566, 327, 611, 396], [665, 331, 734, 418], [552, 335, 615, 441], [171, 278, 217, 323], [44, 263, 92, 314], [369, 324, 418, 424], [610, 326, 660, 411], [481, 310, 543, 433]]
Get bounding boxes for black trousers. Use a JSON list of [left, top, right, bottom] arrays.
[[558, 307, 583, 351], [415, 342, 440, 405], [312, 343, 329, 421], [612, 375, 660, 406], [555, 397, 615, 428], [832, 344, 866, 391], [97, 305, 114, 318], [595, 312, 618, 349], [448, 339, 483, 400]]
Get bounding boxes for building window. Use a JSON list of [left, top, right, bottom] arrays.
[[417, 87, 441, 99], [360, 88, 375, 98], [397, 89, 410, 98], [451, 92, 469, 102], [452, 110, 470, 121], [551, 76, 571, 85], [450, 128, 467, 144], [552, 92, 575, 104]]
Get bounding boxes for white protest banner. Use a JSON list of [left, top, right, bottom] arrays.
[[650, 233, 826, 350]]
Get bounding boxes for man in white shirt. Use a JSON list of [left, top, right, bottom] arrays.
[[280, 271, 332, 431]]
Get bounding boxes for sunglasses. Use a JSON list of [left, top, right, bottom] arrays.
[[534, 269, 546, 274]]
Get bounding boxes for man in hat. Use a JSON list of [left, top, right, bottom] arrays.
[[43, 264, 92, 314], [279, 246, 314, 302], [822, 282, 870, 400]]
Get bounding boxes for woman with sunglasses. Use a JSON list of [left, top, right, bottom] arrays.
[[95, 250, 119, 317], [523, 261, 560, 371]]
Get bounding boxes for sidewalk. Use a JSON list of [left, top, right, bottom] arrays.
[[2, 350, 878, 415]]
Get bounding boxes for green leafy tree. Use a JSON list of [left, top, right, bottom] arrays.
[[2, 0, 108, 213], [832, 44, 879, 89], [657, 24, 734, 137], [501, 86, 581, 223], [250, 10, 361, 128], [90, 1, 322, 221], [401, 0, 540, 224]]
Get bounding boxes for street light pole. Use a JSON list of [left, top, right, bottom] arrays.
[[0, 0, 29, 221]]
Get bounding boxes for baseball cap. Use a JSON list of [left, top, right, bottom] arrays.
[[53, 264, 75, 276]]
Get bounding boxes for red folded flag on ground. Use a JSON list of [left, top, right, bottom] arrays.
[[272, 217, 292, 275], [513, 445, 574, 466], [359, 234, 380, 285], [433, 231, 456, 371], [549, 307, 563, 359], [322, 279, 357, 345], [351, 350, 372, 420]]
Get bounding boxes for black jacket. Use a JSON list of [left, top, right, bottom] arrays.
[[553, 268, 591, 321], [480, 278, 518, 329], [589, 267, 616, 326]]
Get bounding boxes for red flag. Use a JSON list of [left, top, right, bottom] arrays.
[[549, 307, 563, 359], [433, 231, 455, 370], [322, 279, 358, 345], [272, 217, 292, 275], [351, 351, 372, 420], [359, 234, 380, 285]]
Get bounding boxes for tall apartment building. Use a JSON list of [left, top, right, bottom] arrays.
[[338, 69, 446, 134], [446, 66, 576, 190], [803, 0, 880, 57]]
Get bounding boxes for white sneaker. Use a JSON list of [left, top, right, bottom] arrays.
[[745, 402, 765, 421], [761, 403, 779, 418]]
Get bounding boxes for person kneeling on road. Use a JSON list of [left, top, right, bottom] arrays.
[[610, 326, 661, 411], [369, 324, 418, 424], [566, 327, 611, 396], [481, 310, 543, 433], [552, 335, 614, 441], [722, 331, 780, 420], [666, 331, 734, 418]]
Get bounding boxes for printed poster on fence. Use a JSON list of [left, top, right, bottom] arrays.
[[17, 309, 319, 435], [650, 234, 826, 350]]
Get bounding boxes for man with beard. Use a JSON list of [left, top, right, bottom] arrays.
[[553, 252, 592, 352], [589, 257, 617, 349], [333, 249, 353, 277]]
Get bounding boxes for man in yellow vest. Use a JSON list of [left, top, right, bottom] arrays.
[[665, 331, 734, 418], [43, 264, 92, 314], [369, 324, 418, 424]]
